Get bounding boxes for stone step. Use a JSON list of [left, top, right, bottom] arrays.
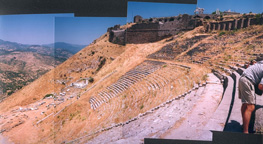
[[224, 71, 242, 132], [200, 75, 234, 140], [254, 95, 263, 133], [89, 61, 166, 110], [107, 85, 121, 95], [98, 92, 109, 102]]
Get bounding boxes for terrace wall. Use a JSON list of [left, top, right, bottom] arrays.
[[205, 17, 263, 32]]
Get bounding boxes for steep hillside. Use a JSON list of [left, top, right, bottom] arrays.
[[0, 23, 262, 144], [179, 25, 263, 67]]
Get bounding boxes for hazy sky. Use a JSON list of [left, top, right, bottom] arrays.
[[0, 14, 74, 45], [55, 17, 126, 45]]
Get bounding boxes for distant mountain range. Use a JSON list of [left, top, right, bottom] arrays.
[[43, 42, 86, 54], [0, 39, 86, 57], [0, 39, 87, 100]]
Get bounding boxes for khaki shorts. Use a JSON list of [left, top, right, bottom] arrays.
[[238, 76, 255, 104]]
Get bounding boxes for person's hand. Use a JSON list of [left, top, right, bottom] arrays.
[[258, 84, 263, 91]]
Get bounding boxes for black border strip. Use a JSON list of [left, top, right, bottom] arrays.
[[0, 0, 197, 17], [128, 0, 197, 4]]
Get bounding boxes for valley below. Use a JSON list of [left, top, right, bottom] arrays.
[[0, 40, 86, 101]]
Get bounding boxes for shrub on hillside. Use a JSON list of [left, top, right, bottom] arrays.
[[89, 77, 94, 83], [43, 94, 54, 99], [96, 58, 106, 72], [218, 31, 226, 36]]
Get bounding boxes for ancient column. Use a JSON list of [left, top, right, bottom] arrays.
[[209, 23, 212, 31], [237, 19, 242, 29], [223, 23, 226, 31], [218, 23, 221, 31], [248, 18, 251, 27], [234, 19, 238, 30], [225, 22, 230, 31], [243, 18, 248, 28], [206, 24, 210, 32], [228, 22, 232, 31], [241, 18, 244, 29], [213, 23, 215, 31]]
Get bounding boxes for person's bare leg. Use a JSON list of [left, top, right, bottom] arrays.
[[241, 103, 246, 130], [242, 104, 255, 133], [241, 104, 246, 116]]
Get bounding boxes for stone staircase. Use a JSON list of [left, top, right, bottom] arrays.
[[68, 79, 208, 144], [65, 60, 263, 144], [89, 60, 166, 110]]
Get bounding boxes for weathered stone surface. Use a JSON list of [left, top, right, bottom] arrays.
[[200, 75, 234, 140], [224, 72, 242, 132], [109, 14, 198, 44], [134, 15, 143, 23], [254, 95, 263, 134]]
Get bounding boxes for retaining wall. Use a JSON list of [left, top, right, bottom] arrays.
[[206, 17, 263, 32], [109, 30, 126, 45], [109, 15, 263, 44]]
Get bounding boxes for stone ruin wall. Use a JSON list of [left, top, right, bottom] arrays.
[[109, 29, 126, 45], [125, 30, 160, 43], [206, 17, 263, 32], [128, 22, 160, 30], [108, 25, 126, 45], [126, 14, 196, 44], [107, 14, 197, 44], [108, 14, 263, 45], [126, 22, 166, 44]]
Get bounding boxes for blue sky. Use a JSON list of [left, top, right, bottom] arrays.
[[0, 14, 74, 45], [197, 0, 263, 14], [127, 2, 196, 22], [55, 17, 126, 45]]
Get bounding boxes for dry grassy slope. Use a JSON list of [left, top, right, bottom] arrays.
[[4, 24, 262, 144], [51, 42, 171, 143], [0, 26, 211, 144], [50, 29, 210, 143], [0, 41, 76, 100], [53, 26, 263, 143], [0, 52, 58, 98], [0, 52, 56, 84], [178, 25, 263, 69], [70, 26, 263, 144], [0, 34, 126, 144], [0, 34, 126, 113]]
